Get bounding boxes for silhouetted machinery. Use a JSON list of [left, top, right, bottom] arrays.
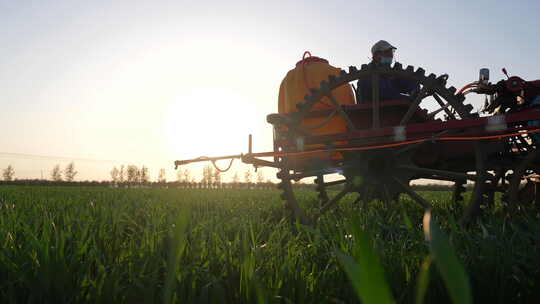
[[176, 52, 540, 225]]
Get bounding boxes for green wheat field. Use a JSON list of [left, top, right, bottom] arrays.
[[1, 186, 540, 303]]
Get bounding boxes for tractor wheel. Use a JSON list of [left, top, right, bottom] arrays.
[[507, 149, 540, 213], [276, 144, 487, 225], [277, 165, 351, 225]]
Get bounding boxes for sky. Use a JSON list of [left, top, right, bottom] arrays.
[[1, 0, 540, 182]]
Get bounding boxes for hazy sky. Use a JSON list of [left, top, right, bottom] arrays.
[[1, 0, 540, 181]]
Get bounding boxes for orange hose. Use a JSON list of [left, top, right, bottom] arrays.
[[177, 128, 540, 167], [457, 82, 478, 95], [462, 89, 477, 96], [251, 128, 540, 158]]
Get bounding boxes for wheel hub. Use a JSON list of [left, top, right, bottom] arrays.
[[343, 150, 414, 202], [367, 155, 396, 180]]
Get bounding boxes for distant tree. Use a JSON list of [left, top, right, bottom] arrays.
[[158, 168, 166, 183], [201, 164, 213, 184], [256, 169, 265, 184], [110, 166, 119, 182], [2, 165, 15, 181], [51, 164, 62, 181], [64, 162, 77, 182], [135, 168, 141, 183], [118, 165, 125, 182], [176, 168, 191, 183], [140, 166, 149, 183], [213, 167, 221, 184], [232, 172, 240, 183], [244, 169, 253, 184], [183, 169, 191, 183], [126, 165, 139, 183]]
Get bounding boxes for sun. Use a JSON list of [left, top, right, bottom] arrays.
[[163, 87, 258, 160]]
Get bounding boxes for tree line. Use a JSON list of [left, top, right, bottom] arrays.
[[0, 163, 279, 189], [2, 162, 77, 182], [0, 163, 464, 191]]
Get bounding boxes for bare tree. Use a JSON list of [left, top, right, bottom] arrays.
[[140, 166, 149, 183], [119, 165, 125, 182], [244, 169, 253, 184], [256, 169, 265, 184], [201, 164, 213, 184], [183, 169, 191, 183], [51, 164, 62, 181], [135, 167, 141, 183], [213, 167, 221, 185], [110, 166, 119, 182], [158, 168, 166, 183], [64, 162, 77, 182], [232, 172, 240, 183], [2, 165, 15, 181], [126, 165, 138, 183]]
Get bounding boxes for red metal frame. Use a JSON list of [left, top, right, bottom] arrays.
[[275, 105, 540, 148]]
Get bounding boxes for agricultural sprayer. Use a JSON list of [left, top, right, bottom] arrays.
[[175, 53, 540, 225]]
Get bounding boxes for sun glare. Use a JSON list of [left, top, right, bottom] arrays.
[[164, 87, 258, 160]]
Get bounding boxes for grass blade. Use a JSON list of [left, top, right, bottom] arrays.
[[415, 255, 432, 304], [335, 216, 394, 304], [423, 210, 472, 304], [163, 207, 191, 304]]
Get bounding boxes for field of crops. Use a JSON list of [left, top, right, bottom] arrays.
[[1, 186, 540, 303]]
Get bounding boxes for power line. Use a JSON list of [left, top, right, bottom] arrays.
[[0, 152, 121, 163]]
